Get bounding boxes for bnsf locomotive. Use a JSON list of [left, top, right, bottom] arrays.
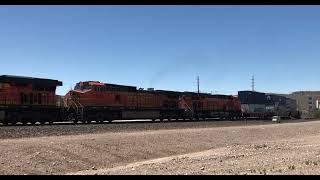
[[64, 81, 242, 123], [0, 75, 62, 125], [0, 75, 298, 126]]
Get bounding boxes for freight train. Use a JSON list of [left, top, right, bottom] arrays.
[[238, 91, 300, 119], [0, 75, 299, 126]]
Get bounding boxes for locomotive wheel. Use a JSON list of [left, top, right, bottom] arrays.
[[11, 115, 18, 125], [10, 116, 18, 125], [72, 120, 78, 124], [96, 113, 104, 122], [96, 120, 103, 124]]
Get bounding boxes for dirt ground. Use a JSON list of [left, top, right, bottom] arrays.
[[73, 135, 320, 175], [0, 119, 320, 175]]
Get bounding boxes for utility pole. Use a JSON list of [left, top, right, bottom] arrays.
[[251, 75, 255, 92], [197, 75, 200, 94]]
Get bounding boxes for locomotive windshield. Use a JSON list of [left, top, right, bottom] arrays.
[[74, 81, 107, 92], [74, 83, 90, 91]]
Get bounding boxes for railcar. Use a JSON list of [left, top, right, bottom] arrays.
[[64, 81, 186, 123], [265, 94, 300, 119], [64, 81, 243, 123], [0, 75, 301, 126], [238, 91, 300, 119], [0, 75, 62, 125], [179, 92, 242, 120]]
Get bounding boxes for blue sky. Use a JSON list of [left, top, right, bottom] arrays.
[[0, 5, 319, 95]]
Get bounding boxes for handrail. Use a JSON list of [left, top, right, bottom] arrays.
[[180, 97, 194, 118], [66, 97, 84, 121]]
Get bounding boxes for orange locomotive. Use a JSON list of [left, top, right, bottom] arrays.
[[64, 80, 242, 123], [0, 75, 242, 125], [180, 93, 242, 120], [0, 75, 62, 125], [64, 81, 182, 123]]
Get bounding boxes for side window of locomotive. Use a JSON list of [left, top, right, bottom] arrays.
[[74, 84, 81, 90]]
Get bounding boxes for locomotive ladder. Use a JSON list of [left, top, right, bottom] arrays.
[[73, 100, 84, 122], [185, 103, 194, 119], [181, 97, 194, 119], [65, 98, 84, 122]]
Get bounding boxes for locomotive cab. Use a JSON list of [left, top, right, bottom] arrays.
[[74, 81, 106, 92]]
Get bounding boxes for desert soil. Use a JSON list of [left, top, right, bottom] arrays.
[[0, 119, 320, 175]]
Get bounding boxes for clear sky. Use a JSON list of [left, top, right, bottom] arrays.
[[0, 5, 319, 95]]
